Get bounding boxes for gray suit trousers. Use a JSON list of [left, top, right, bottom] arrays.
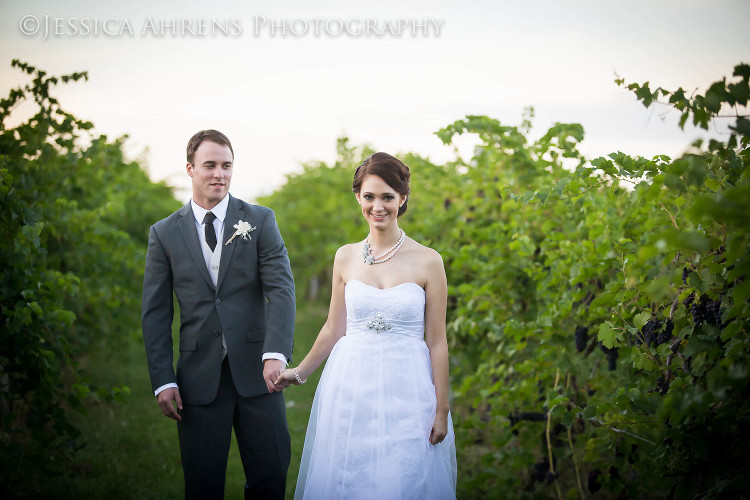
[[177, 358, 291, 500]]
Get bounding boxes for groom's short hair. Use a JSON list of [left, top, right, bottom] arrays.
[[186, 130, 234, 164]]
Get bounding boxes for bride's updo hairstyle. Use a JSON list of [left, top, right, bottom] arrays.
[[352, 152, 411, 216]]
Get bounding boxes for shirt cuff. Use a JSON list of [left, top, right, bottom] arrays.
[[262, 352, 288, 365], [154, 382, 178, 397]]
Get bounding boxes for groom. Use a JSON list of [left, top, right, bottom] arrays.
[[142, 130, 295, 499]]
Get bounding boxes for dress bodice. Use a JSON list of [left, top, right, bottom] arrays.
[[345, 280, 425, 341]]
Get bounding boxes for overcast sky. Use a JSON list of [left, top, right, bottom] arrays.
[[1, 0, 748, 202]]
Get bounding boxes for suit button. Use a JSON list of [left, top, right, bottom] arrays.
[[215, 298, 221, 305], [212, 330, 220, 337]]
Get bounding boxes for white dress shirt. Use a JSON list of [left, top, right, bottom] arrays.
[[153, 194, 287, 397]]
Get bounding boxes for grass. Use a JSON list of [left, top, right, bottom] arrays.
[[36, 301, 327, 499]]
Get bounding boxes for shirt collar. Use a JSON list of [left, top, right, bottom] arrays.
[[191, 194, 230, 225]]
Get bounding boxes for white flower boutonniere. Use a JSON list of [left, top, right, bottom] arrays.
[[225, 220, 256, 245]]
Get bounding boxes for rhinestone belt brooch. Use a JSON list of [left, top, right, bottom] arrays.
[[366, 313, 392, 332]]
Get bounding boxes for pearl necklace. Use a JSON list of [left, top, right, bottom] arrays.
[[362, 230, 405, 265]]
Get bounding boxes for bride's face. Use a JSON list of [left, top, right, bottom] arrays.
[[355, 175, 406, 229]]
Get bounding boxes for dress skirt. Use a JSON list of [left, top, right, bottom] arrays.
[[294, 329, 457, 499]]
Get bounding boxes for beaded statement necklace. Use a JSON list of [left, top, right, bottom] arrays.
[[362, 229, 406, 265]]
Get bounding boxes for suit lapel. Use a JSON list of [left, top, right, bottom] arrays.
[[177, 202, 215, 290], [216, 195, 245, 292]]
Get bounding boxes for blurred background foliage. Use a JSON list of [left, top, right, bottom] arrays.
[[0, 60, 180, 482]]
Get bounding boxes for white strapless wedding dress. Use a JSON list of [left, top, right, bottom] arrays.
[[295, 280, 457, 500]]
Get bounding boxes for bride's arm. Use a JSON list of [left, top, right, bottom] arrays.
[[424, 250, 450, 445], [275, 246, 349, 388]]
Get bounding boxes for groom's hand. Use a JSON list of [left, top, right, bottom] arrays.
[[263, 359, 286, 393], [157, 387, 183, 421]]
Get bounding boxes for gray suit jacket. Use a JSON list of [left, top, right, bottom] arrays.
[[142, 195, 295, 405]]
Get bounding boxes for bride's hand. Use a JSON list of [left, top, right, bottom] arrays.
[[274, 368, 299, 389], [429, 414, 448, 445]]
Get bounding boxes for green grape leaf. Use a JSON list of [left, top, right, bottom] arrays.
[[633, 311, 651, 329], [582, 405, 597, 419], [598, 323, 617, 349]]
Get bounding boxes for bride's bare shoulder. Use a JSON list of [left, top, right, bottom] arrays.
[[403, 238, 445, 284], [405, 237, 443, 263], [334, 241, 365, 264]]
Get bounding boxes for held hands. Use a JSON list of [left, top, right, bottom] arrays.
[[263, 358, 287, 393], [274, 368, 304, 390], [157, 387, 183, 421]]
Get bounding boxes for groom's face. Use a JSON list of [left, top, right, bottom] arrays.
[[187, 140, 233, 209]]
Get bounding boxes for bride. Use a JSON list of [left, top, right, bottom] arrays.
[[275, 152, 457, 499]]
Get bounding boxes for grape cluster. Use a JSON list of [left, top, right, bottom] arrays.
[[639, 319, 661, 346], [574, 326, 589, 352], [637, 318, 674, 347], [682, 266, 690, 284], [690, 296, 722, 327], [657, 319, 674, 346], [541, 424, 567, 449], [705, 299, 722, 326], [607, 349, 618, 371], [599, 343, 619, 371], [587, 469, 602, 494], [656, 376, 669, 396], [508, 411, 546, 426], [683, 293, 694, 307], [690, 301, 705, 326], [531, 457, 551, 483]]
